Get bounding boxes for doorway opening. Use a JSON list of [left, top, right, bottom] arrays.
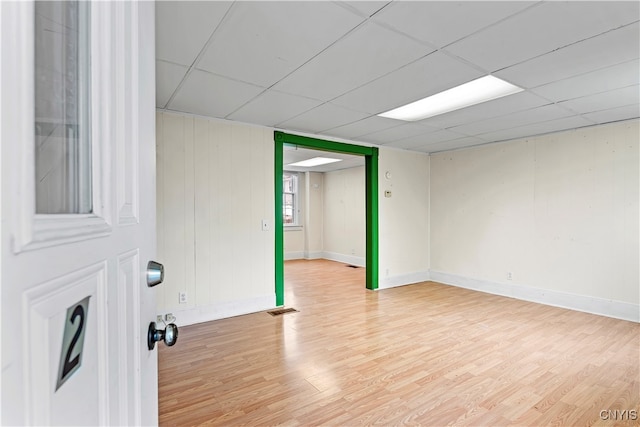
[[274, 131, 379, 306]]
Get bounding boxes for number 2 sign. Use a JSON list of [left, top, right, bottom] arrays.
[[56, 296, 91, 391]]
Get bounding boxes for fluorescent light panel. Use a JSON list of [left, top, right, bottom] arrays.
[[287, 157, 342, 167], [378, 75, 523, 121]]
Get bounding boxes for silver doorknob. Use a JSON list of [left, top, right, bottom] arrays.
[[146, 261, 164, 287], [147, 322, 178, 350]]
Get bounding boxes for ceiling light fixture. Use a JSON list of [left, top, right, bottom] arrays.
[[378, 75, 523, 121], [287, 157, 342, 168]]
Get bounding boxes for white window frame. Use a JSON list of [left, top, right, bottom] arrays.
[[283, 171, 300, 228]]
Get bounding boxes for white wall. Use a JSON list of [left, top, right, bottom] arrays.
[[156, 112, 275, 325], [430, 119, 639, 321], [157, 112, 639, 324], [284, 171, 325, 260], [304, 171, 324, 258], [323, 166, 366, 266], [379, 147, 431, 288]]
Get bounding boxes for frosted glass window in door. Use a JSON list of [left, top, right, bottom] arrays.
[[35, 1, 92, 214]]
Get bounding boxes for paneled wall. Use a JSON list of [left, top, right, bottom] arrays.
[[378, 147, 431, 288], [304, 171, 324, 257], [430, 119, 639, 321], [323, 166, 366, 265], [156, 112, 274, 325]]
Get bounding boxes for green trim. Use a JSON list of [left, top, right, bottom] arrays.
[[274, 131, 379, 305], [275, 131, 374, 156], [365, 148, 379, 290], [275, 140, 284, 306]]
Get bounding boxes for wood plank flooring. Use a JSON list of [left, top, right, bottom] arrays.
[[159, 259, 639, 426]]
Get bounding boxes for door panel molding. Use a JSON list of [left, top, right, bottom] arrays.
[[23, 262, 108, 426]]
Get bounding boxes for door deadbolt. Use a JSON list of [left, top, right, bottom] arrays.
[[146, 261, 164, 287], [147, 322, 178, 350]]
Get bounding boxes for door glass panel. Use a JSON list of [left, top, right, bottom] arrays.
[[34, 1, 92, 214]]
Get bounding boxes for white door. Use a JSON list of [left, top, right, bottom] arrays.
[[1, 1, 160, 425]]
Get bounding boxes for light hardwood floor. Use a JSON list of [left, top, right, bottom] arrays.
[[159, 259, 639, 426]]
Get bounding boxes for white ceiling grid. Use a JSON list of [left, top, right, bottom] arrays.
[[156, 1, 640, 154]]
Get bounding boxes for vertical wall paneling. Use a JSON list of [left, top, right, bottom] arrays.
[[430, 120, 639, 320], [183, 117, 195, 307], [161, 113, 188, 309], [155, 115, 165, 310], [305, 172, 324, 258], [231, 124, 252, 301], [157, 112, 275, 324], [378, 147, 430, 289], [323, 166, 366, 265], [193, 118, 210, 306]]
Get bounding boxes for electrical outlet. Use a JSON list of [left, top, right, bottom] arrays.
[[165, 313, 176, 323], [507, 272, 513, 280], [156, 315, 164, 323], [179, 291, 187, 304]]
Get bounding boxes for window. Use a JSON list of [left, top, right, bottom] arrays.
[[283, 172, 299, 226], [34, 1, 92, 214]]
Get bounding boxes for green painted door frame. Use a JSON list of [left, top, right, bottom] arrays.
[[274, 131, 378, 306]]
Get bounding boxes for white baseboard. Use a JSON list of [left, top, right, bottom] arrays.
[[429, 270, 640, 323], [321, 251, 365, 267], [304, 251, 323, 260], [379, 270, 431, 289], [285, 251, 304, 261], [161, 294, 276, 327]]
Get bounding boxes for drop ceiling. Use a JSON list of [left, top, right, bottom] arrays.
[[283, 146, 364, 172], [156, 1, 640, 154]]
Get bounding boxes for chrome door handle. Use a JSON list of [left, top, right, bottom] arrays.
[[147, 322, 178, 350], [146, 261, 164, 287]]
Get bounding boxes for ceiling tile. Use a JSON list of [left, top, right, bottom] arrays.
[[531, 59, 640, 102], [419, 91, 550, 129], [273, 22, 432, 101], [197, 2, 364, 88], [495, 22, 640, 89], [450, 104, 575, 136], [277, 103, 369, 134], [357, 123, 438, 144], [227, 90, 322, 127], [156, 60, 188, 108], [583, 105, 640, 124], [445, 2, 640, 72], [373, 1, 534, 48], [284, 147, 364, 173], [320, 116, 400, 139], [478, 116, 594, 143], [391, 129, 468, 150], [342, 1, 391, 17], [418, 136, 489, 153], [558, 85, 640, 114], [331, 52, 483, 114], [156, 1, 231, 66], [168, 70, 264, 118]]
